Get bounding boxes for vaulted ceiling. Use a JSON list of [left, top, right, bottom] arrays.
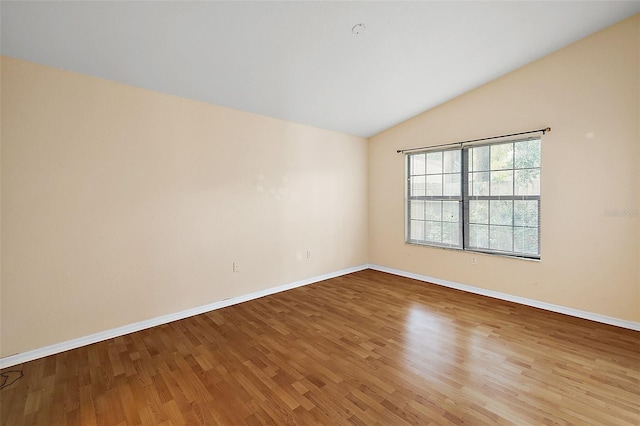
[[2, 1, 639, 137]]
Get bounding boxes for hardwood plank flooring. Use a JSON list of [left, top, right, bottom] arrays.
[[1, 269, 639, 425]]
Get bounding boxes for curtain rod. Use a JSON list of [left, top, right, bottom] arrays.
[[396, 127, 551, 154]]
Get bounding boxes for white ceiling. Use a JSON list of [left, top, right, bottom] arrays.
[[2, 1, 639, 138]]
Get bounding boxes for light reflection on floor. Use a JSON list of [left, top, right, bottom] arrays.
[[402, 303, 478, 386]]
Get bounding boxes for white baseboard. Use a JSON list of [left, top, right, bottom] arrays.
[[4, 263, 636, 369], [369, 264, 640, 332], [0, 264, 369, 369]]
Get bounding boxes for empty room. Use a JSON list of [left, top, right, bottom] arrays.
[[1, 1, 639, 425]]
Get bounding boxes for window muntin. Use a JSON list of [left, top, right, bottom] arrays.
[[407, 138, 540, 259]]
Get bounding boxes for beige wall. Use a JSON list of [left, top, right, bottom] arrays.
[[369, 15, 640, 322], [0, 57, 368, 357], [637, 15, 640, 318]]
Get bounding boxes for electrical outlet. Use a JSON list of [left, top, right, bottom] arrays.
[[233, 262, 240, 272], [471, 256, 477, 265], [307, 250, 312, 259]]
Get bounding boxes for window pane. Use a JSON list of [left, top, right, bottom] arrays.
[[411, 175, 426, 196], [490, 200, 513, 226], [469, 171, 489, 196], [515, 169, 540, 196], [470, 146, 489, 172], [425, 201, 442, 221], [410, 200, 425, 220], [443, 222, 460, 246], [443, 173, 461, 196], [490, 170, 513, 195], [515, 139, 540, 169], [442, 201, 459, 223], [490, 143, 513, 170], [410, 154, 426, 175], [410, 220, 424, 241], [514, 200, 538, 227], [425, 221, 442, 243], [426, 152, 443, 174], [426, 175, 442, 196], [443, 150, 461, 173], [469, 200, 488, 224], [469, 224, 489, 249], [514, 227, 539, 254], [490, 225, 513, 251]]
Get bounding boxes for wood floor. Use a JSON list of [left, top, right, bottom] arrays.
[[1, 270, 639, 425]]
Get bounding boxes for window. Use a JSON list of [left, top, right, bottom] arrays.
[[407, 138, 540, 259]]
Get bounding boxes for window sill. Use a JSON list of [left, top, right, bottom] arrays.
[[405, 241, 541, 262]]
